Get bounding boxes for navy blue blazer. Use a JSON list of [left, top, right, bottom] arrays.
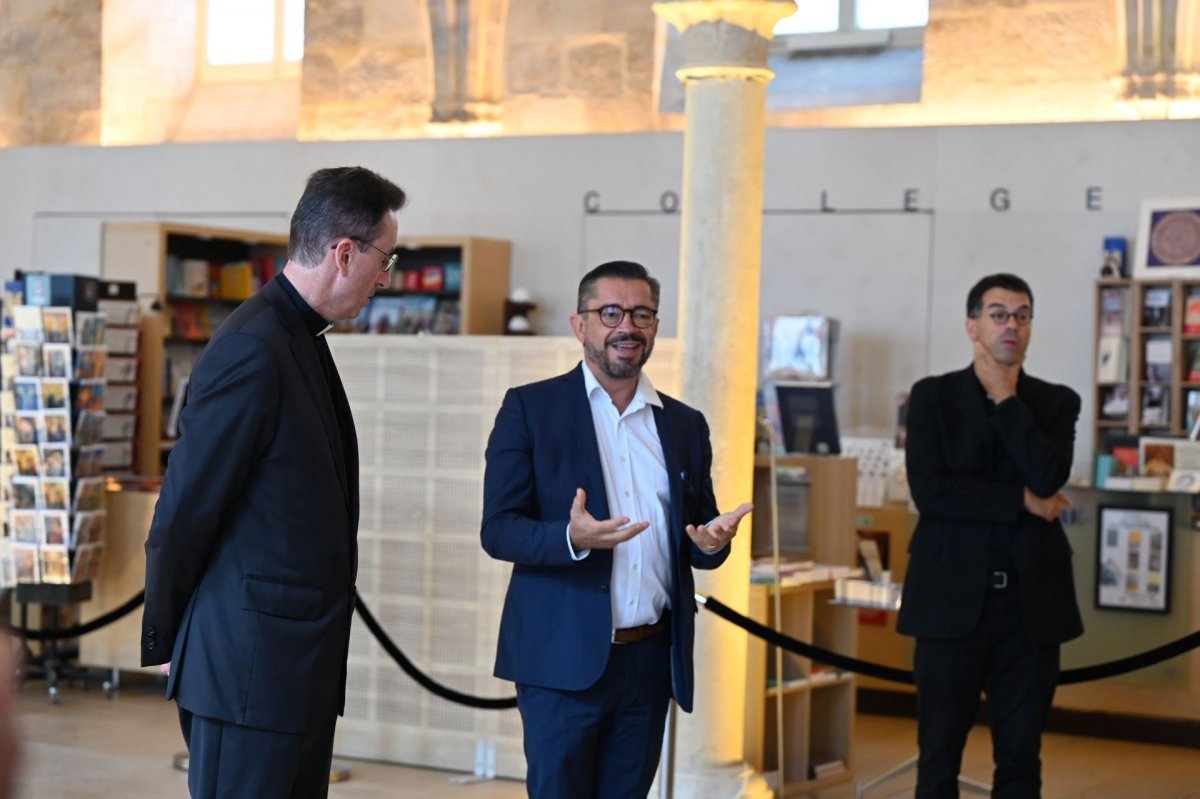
[[897, 365, 1083, 647], [141, 276, 359, 735], [481, 364, 727, 713]]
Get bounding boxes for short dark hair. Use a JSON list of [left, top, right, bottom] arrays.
[[966, 273, 1034, 318], [289, 166, 408, 268], [576, 261, 661, 311]]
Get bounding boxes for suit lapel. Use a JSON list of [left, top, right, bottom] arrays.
[[262, 280, 350, 503], [948, 365, 994, 461], [568, 365, 610, 521]]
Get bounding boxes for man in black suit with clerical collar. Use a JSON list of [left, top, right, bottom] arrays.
[[898, 273, 1083, 798]]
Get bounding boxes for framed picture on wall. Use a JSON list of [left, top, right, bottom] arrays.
[[1095, 505, 1172, 614], [1132, 198, 1200, 279]]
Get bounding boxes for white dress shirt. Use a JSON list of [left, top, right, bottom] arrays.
[[569, 362, 673, 630]]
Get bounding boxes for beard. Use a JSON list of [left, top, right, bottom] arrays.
[[585, 332, 652, 380]]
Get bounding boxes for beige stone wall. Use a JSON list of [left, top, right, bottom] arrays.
[[0, 0, 102, 146], [1, 0, 1197, 146]]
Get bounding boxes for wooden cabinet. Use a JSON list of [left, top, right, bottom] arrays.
[[359, 236, 511, 335], [1094, 277, 1200, 457], [101, 222, 290, 474], [101, 224, 512, 474], [744, 580, 856, 794], [751, 454, 858, 564]]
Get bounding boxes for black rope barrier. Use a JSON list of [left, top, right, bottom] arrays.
[[354, 596, 517, 709], [14, 591, 145, 641], [698, 594, 1200, 687]]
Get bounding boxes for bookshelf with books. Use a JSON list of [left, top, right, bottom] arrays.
[[1094, 278, 1200, 463], [334, 237, 511, 335], [101, 223, 289, 475]]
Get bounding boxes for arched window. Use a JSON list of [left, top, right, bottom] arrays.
[[199, 0, 305, 80]]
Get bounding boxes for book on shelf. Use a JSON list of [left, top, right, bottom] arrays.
[[1187, 390, 1200, 431], [1186, 295, 1200, 335], [750, 559, 861, 586], [1100, 385, 1130, 419], [1096, 335, 1127, 382], [1141, 385, 1169, 426], [1142, 287, 1172, 327], [1144, 338, 1173, 382], [1099, 286, 1129, 334]]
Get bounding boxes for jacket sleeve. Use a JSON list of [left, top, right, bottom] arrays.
[[991, 387, 1080, 498], [140, 335, 279, 666], [688, 411, 730, 570], [905, 377, 1024, 525], [480, 388, 577, 567]]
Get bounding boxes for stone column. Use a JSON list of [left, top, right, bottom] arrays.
[[650, 2, 794, 797]]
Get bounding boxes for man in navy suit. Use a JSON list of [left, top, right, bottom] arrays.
[[140, 166, 407, 799], [482, 261, 753, 798], [898, 273, 1083, 798]]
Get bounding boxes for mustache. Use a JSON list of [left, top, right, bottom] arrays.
[[606, 332, 647, 346]]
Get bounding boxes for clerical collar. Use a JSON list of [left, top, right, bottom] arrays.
[[275, 273, 332, 337]]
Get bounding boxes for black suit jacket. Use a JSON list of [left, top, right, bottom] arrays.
[[140, 276, 359, 735], [480, 364, 727, 712], [897, 365, 1083, 646]]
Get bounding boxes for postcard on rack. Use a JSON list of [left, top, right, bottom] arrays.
[[39, 378, 68, 410], [71, 511, 105, 547], [39, 546, 69, 584], [74, 311, 106, 348], [9, 510, 38, 544], [12, 307, 43, 343], [0, 542, 15, 590], [75, 348, 107, 380], [40, 444, 68, 480], [42, 411, 70, 445], [73, 477, 105, 513], [10, 477, 38, 511], [41, 510, 68, 546], [12, 542, 39, 584], [11, 445, 40, 477], [41, 307, 72, 345], [75, 445, 104, 478], [13, 341, 41, 377], [41, 343, 71, 379], [40, 478, 69, 511], [72, 543, 104, 583], [12, 378, 39, 411], [13, 412, 39, 445]]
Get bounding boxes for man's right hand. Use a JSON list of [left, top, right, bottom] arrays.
[[568, 488, 648, 551], [1023, 487, 1070, 522]]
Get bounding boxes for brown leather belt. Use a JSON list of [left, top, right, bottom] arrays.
[[612, 617, 669, 644]]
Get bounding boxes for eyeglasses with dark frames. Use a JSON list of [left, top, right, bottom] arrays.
[[331, 239, 399, 272], [577, 304, 658, 329], [976, 308, 1033, 326]]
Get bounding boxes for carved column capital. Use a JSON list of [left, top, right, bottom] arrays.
[[652, 0, 795, 82]]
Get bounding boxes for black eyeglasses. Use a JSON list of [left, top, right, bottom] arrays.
[[978, 308, 1033, 326], [577, 304, 658, 329], [331, 240, 398, 272]]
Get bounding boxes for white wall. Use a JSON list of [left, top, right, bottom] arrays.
[[3, 119, 1199, 472]]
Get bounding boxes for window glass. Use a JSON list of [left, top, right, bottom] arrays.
[[206, 0, 274, 65], [856, 0, 929, 30], [774, 0, 839, 35]]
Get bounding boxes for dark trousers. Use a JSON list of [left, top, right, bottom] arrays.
[[516, 632, 672, 799], [913, 586, 1060, 799], [179, 707, 336, 799]]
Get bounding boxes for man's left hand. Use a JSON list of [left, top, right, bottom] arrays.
[[687, 502, 753, 554]]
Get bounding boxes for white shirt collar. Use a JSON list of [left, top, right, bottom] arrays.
[[580, 360, 663, 412]]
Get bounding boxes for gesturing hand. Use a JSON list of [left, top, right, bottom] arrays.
[[1023, 488, 1070, 522], [568, 488, 648, 551], [687, 502, 754, 554]]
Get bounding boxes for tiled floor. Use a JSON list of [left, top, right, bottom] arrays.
[[13, 675, 1200, 798]]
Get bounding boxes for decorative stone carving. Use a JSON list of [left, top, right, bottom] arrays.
[[1120, 0, 1200, 101]]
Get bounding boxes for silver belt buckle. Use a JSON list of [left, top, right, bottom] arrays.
[[992, 570, 1008, 589]]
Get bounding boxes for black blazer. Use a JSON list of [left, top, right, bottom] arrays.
[[897, 365, 1083, 646], [480, 364, 727, 712], [140, 277, 359, 735]]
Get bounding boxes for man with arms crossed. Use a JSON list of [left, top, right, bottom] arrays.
[[899, 273, 1083, 798], [482, 261, 753, 798], [141, 166, 407, 798]]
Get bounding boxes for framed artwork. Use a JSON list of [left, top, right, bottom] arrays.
[[1132, 198, 1200, 279], [1095, 505, 1172, 613]]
